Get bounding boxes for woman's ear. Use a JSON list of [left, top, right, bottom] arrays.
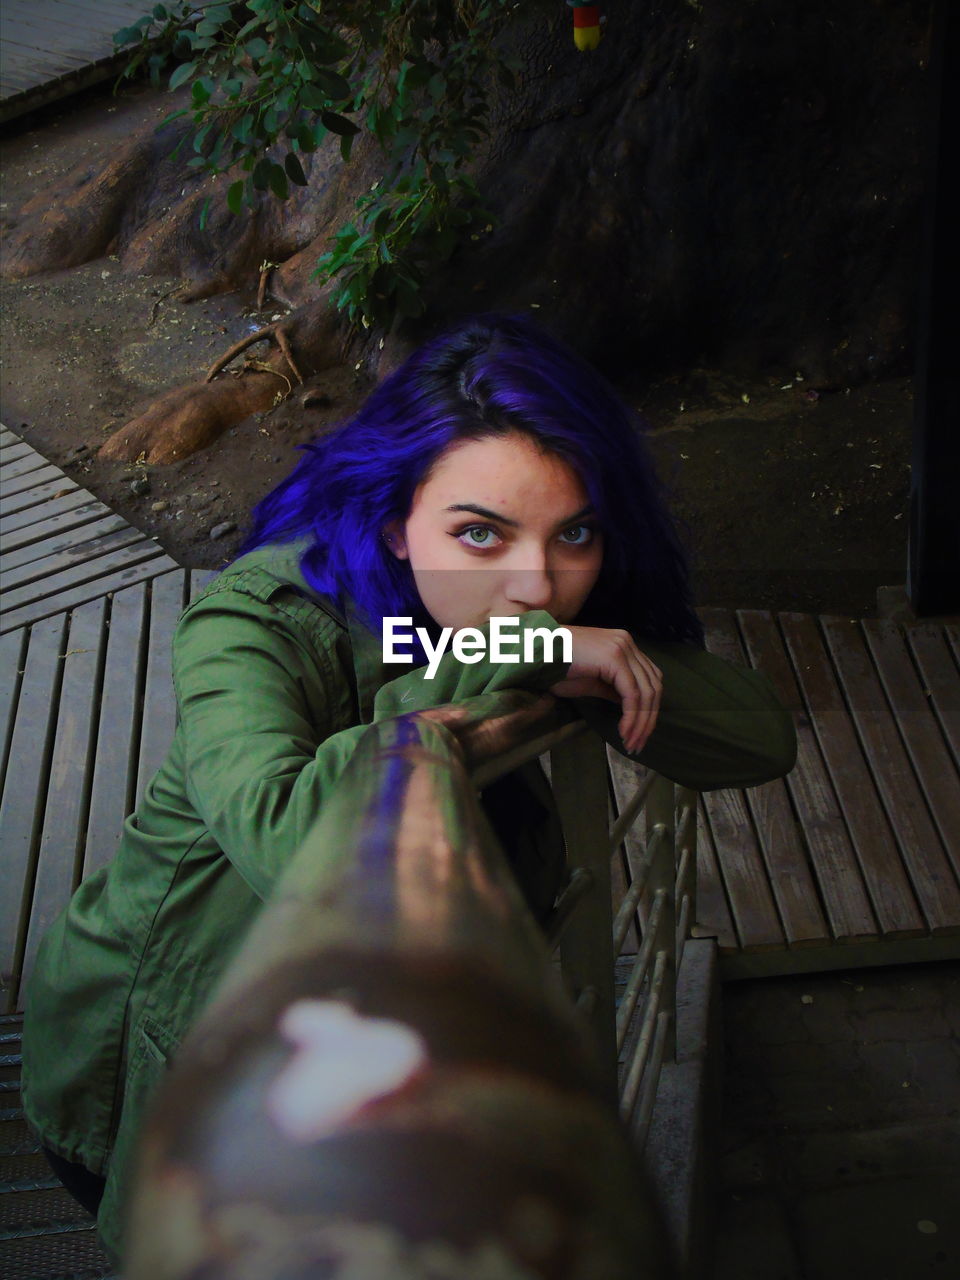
[[382, 521, 409, 560]]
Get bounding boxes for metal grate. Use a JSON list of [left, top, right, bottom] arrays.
[[0, 1016, 113, 1279]]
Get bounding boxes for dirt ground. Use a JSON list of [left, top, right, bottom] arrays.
[[0, 82, 913, 618]]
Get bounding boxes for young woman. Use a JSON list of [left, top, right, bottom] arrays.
[[22, 313, 796, 1261]]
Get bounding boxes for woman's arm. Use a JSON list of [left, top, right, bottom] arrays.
[[571, 639, 797, 791], [173, 591, 571, 899]]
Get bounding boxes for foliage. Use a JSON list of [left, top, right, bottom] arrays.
[[114, 2, 527, 330]]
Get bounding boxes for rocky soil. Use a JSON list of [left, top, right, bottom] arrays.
[[1, 82, 912, 617]]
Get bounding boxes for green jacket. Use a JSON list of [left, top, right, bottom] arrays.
[[21, 540, 796, 1260]]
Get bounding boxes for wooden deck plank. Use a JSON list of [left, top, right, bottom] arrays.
[[2, 522, 148, 592], [698, 612, 789, 951], [691, 798, 737, 951], [0, 0, 180, 120], [864, 619, 960, 888], [1, 34, 91, 70], [0, 445, 33, 465], [1, 484, 100, 537], [1, 476, 81, 525], [780, 613, 926, 939], [700, 784, 786, 951], [0, 629, 28, 788], [1, 14, 127, 57], [19, 601, 107, 1002], [189, 567, 217, 600], [1, 495, 115, 553], [821, 616, 960, 935], [1, 446, 43, 475], [32, 0, 158, 20], [82, 584, 147, 878], [135, 572, 187, 806], [0, 615, 66, 1012], [1, 0, 154, 44], [706, 609, 829, 946], [2, 463, 71, 506], [907, 625, 960, 772], [0, 511, 130, 575], [1, 545, 178, 634], [737, 610, 878, 942]]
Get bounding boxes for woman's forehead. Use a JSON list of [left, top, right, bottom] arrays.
[[422, 431, 586, 496]]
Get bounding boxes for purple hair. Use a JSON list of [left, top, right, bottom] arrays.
[[240, 313, 704, 645]]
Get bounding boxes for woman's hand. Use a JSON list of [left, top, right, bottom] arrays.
[[549, 627, 662, 755]]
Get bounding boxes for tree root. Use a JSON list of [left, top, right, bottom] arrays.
[[257, 262, 276, 311], [98, 296, 343, 465], [205, 322, 303, 385], [98, 370, 288, 465]]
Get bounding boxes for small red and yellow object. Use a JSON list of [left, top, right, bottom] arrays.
[[570, 4, 602, 51]]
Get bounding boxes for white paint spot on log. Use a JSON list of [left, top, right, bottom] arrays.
[[267, 1000, 428, 1142]]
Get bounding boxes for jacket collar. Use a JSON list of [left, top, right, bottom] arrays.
[[225, 538, 395, 722]]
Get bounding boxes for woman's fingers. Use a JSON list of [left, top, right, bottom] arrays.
[[608, 640, 661, 753], [551, 627, 662, 755]]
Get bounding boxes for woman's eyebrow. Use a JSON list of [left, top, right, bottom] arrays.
[[445, 503, 520, 527], [554, 503, 595, 528], [445, 502, 595, 529]]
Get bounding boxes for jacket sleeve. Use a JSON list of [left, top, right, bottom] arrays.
[[573, 638, 797, 791], [172, 589, 570, 899]]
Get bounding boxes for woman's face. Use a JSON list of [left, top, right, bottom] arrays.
[[385, 432, 604, 629]]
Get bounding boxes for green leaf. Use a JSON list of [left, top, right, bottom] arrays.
[[193, 121, 213, 153], [234, 17, 261, 41], [152, 4, 168, 19], [340, 131, 355, 162], [321, 110, 359, 137], [288, 121, 316, 152], [300, 84, 330, 110], [191, 78, 211, 106], [227, 180, 245, 214], [168, 60, 197, 90], [372, 206, 393, 236], [172, 31, 195, 58], [284, 152, 307, 185], [245, 37, 269, 59], [252, 157, 272, 190], [314, 68, 351, 101], [268, 163, 289, 200], [232, 112, 254, 143], [199, 195, 212, 230]]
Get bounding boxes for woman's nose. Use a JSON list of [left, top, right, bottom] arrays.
[[502, 564, 553, 612]]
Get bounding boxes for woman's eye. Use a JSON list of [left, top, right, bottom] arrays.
[[457, 525, 499, 548], [559, 525, 594, 545]]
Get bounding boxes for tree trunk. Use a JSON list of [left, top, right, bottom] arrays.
[[0, 0, 932, 462]]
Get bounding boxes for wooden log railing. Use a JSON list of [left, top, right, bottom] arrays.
[[125, 690, 695, 1279]]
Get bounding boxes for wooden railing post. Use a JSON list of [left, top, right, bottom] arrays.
[[644, 775, 678, 1068], [549, 733, 620, 1104], [125, 701, 671, 1279]]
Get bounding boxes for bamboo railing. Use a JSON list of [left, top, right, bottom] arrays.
[[125, 690, 694, 1279]]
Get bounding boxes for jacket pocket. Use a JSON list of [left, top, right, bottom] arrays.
[[134, 1015, 180, 1071], [98, 1015, 183, 1262]]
